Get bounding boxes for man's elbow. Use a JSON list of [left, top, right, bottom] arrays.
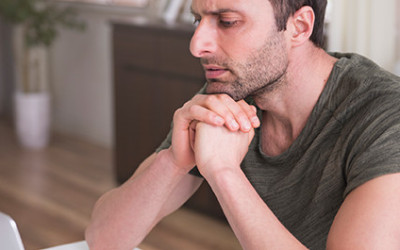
[[85, 222, 102, 250], [85, 221, 143, 250], [84, 225, 116, 250]]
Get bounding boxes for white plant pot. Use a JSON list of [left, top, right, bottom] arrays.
[[14, 92, 51, 149]]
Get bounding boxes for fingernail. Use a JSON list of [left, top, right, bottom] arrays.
[[214, 116, 224, 125], [230, 120, 239, 130], [251, 116, 260, 127], [242, 120, 251, 131]]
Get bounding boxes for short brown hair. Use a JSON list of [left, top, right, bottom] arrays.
[[268, 0, 327, 48]]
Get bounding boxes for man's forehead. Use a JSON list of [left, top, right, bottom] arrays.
[[191, 0, 252, 14]]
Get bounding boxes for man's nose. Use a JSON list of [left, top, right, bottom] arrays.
[[190, 20, 217, 58]]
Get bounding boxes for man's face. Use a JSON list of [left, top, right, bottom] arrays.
[[190, 0, 289, 101]]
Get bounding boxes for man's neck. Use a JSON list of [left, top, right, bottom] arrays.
[[254, 46, 338, 156]]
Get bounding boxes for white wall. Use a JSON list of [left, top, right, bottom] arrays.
[[51, 4, 147, 147], [51, 14, 112, 147], [394, 0, 400, 75], [328, 0, 399, 73]]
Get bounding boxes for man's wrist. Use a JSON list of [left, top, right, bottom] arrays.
[[199, 163, 242, 182], [158, 148, 194, 176]]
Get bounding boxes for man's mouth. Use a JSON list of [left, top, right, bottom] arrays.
[[203, 65, 228, 79]]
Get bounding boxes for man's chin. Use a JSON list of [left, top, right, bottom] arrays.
[[206, 82, 232, 98], [206, 86, 245, 101]]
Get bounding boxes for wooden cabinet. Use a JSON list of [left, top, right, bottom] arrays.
[[112, 21, 226, 220]]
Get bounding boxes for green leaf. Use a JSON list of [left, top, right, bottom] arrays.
[[0, 0, 85, 47]]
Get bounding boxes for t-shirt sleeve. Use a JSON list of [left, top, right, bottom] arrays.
[[344, 111, 400, 197]]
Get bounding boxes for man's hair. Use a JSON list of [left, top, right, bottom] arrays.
[[268, 0, 327, 48]]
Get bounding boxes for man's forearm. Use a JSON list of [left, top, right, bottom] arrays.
[[193, 122, 304, 248], [85, 150, 201, 250], [204, 166, 306, 250]]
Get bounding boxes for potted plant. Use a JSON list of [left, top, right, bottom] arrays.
[[0, 0, 84, 149]]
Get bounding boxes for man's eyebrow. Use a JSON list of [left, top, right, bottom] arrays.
[[190, 8, 240, 16]]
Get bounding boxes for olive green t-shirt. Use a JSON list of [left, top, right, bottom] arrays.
[[156, 53, 400, 249]]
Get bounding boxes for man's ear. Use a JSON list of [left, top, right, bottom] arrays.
[[288, 6, 315, 47]]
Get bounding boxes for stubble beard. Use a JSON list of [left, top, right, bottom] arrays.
[[204, 31, 288, 101]]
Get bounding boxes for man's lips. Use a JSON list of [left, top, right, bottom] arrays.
[[203, 65, 228, 79]]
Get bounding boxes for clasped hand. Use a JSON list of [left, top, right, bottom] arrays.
[[192, 121, 255, 178], [168, 93, 260, 177]]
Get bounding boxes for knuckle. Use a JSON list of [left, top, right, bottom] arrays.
[[236, 110, 246, 118], [173, 108, 182, 120], [188, 104, 199, 114], [238, 100, 250, 109], [237, 99, 247, 105], [182, 99, 192, 109], [180, 102, 190, 112], [243, 106, 255, 116], [191, 94, 202, 102], [207, 112, 217, 122], [217, 93, 232, 102], [204, 94, 218, 105], [238, 101, 255, 115]]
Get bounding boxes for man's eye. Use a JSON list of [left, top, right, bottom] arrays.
[[219, 20, 239, 28]]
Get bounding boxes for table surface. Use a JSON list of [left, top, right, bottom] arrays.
[[41, 241, 89, 250], [42, 241, 141, 250]]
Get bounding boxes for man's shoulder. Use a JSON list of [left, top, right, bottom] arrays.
[[328, 52, 400, 107], [330, 52, 400, 88], [321, 53, 400, 139]]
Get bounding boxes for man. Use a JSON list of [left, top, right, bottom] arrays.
[[85, 0, 400, 249]]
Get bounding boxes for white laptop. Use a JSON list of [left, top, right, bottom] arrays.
[[0, 212, 25, 250], [0, 212, 139, 250]]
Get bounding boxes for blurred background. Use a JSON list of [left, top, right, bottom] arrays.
[[0, 0, 399, 249]]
